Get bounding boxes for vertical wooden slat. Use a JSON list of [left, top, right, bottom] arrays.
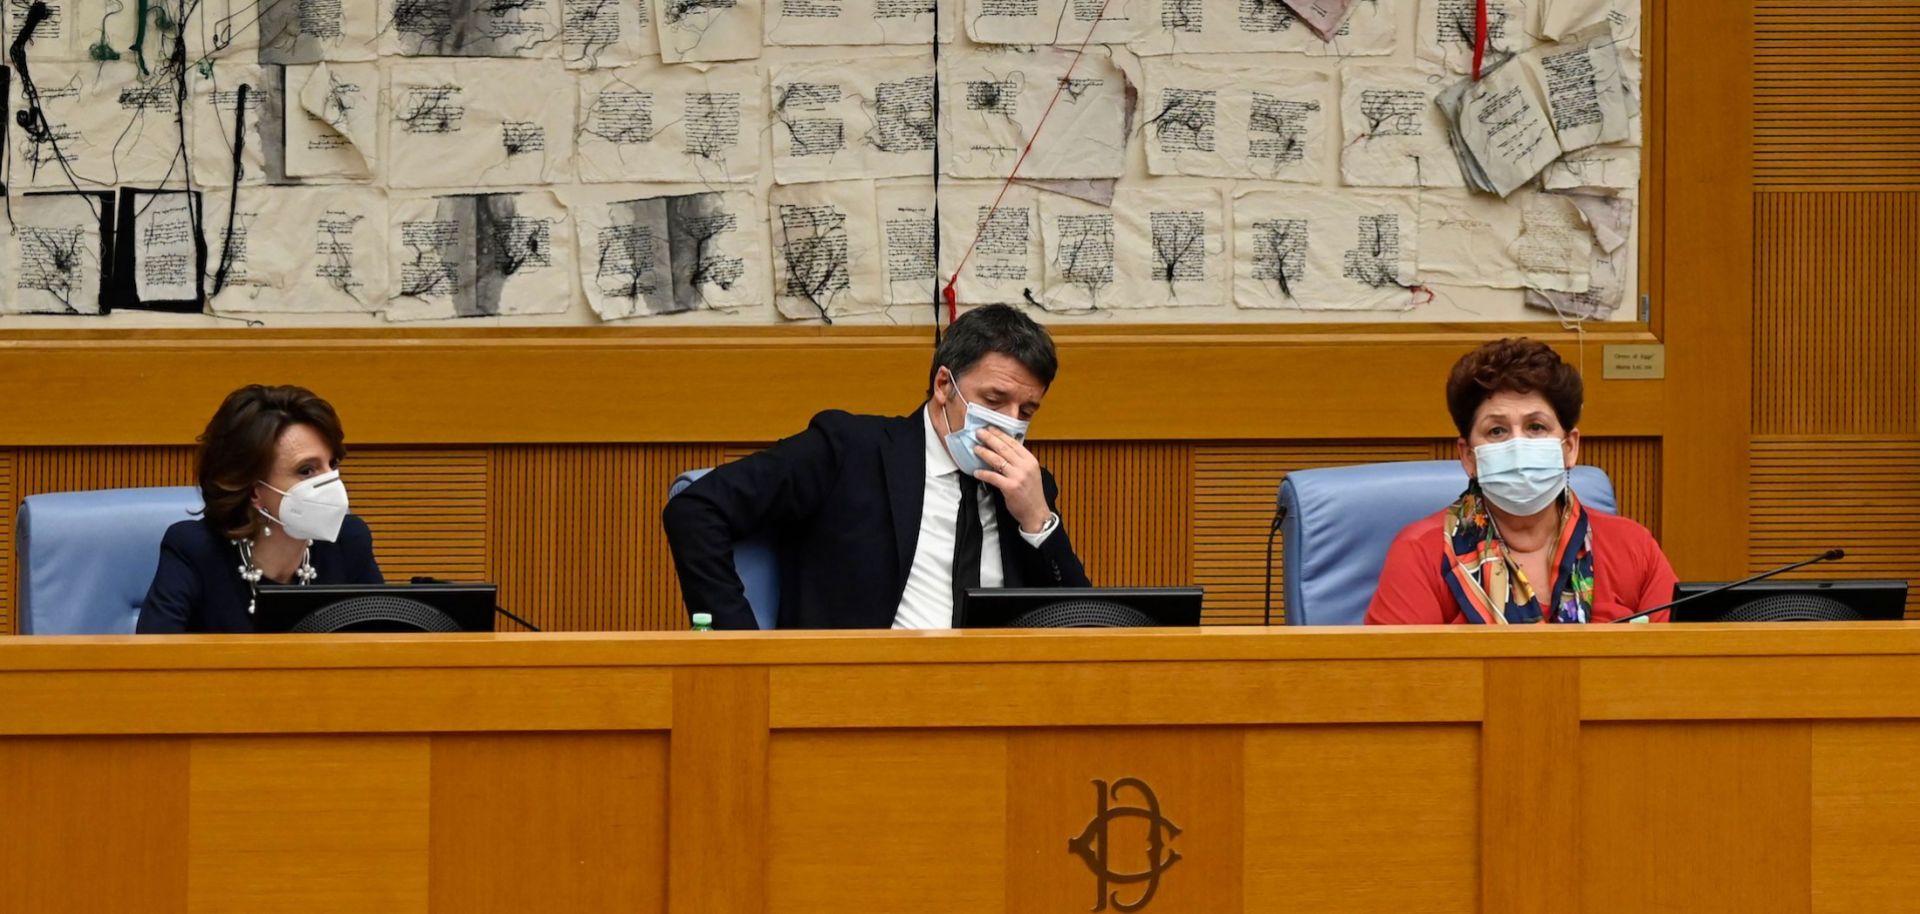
[[487, 444, 728, 631], [1577, 438, 1663, 535], [347, 449, 490, 585], [1750, 438, 1920, 617], [12, 447, 198, 496], [1753, 192, 1920, 436], [0, 449, 13, 634], [1027, 441, 1192, 589]]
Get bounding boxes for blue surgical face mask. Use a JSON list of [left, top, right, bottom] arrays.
[[939, 368, 1030, 477], [1473, 437, 1569, 517]]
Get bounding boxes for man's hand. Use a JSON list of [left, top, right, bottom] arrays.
[[972, 426, 1050, 534]]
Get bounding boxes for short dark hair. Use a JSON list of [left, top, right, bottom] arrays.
[[928, 304, 1059, 394], [1445, 338, 1583, 438], [197, 385, 348, 539]]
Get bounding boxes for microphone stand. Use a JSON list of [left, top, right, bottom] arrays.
[[1612, 549, 1845, 624]]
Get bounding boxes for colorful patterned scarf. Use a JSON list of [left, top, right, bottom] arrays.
[[1439, 487, 1595, 624]]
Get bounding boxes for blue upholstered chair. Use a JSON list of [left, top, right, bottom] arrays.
[[667, 469, 781, 630], [17, 486, 204, 635], [1276, 460, 1617, 626]]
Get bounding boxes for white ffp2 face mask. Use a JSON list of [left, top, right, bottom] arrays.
[[258, 469, 350, 542], [1473, 437, 1568, 517], [939, 369, 1031, 477]]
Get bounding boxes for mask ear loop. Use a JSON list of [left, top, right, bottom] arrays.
[[939, 367, 969, 434]]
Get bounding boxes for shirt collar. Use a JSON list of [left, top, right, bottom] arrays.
[[922, 405, 959, 478]]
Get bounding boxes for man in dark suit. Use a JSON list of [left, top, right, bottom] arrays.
[[664, 305, 1091, 629]]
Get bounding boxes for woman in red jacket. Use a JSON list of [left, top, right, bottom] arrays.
[[1366, 339, 1677, 625]]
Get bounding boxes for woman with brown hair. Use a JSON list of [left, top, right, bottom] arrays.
[[137, 385, 382, 633], [1366, 339, 1676, 625]]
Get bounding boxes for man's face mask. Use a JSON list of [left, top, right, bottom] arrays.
[[940, 368, 1030, 477], [257, 469, 350, 542]]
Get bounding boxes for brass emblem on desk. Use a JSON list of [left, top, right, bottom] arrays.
[[1068, 777, 1181, 912]]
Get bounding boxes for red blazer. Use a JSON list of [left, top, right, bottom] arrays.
[[1365, 509, 1678, 625]]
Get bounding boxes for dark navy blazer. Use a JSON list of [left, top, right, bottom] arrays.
[[136, 515, 383, 633]]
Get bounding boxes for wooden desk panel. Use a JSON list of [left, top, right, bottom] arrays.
[[4, 626, 1920, 914]]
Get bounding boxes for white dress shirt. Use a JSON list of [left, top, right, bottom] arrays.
[[892, 407, 1059, 629]]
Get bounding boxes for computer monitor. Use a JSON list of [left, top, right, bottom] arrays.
[[1669, 580, 1909, 623], [253, 582, 499, 633], [958, 587, 1204, 628]]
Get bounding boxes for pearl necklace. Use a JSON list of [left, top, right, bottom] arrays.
[[236, 532, 316, 615]]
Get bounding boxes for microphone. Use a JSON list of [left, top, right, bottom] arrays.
[[1611, 549, 1845, 624], [410, 576, 543, 632], [1263, 505, 1287, 627]]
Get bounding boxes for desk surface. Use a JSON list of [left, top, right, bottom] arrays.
[[3, 625, 1917, 914]]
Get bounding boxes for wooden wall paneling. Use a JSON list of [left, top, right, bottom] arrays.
[[0, 330, 1665, 448], [488, 444, 728, 631], [668, 667, 769, 914], [430, 733, 669, 914], [1580, 722, 1812, 914], [1661, 0, 1754, 579], [188, 735, 431, 914], [1754, 193, 1920, 435], [11, 446, 197, 496], [1027, 441, 1193, 589], [1192, 442, 1437, 624], [1811, 722, 1920, 913], [0, 737, 190, 914], [1750, 437, 1920, 617], [1640, 0, 1666, 338], [1482, 661, 1579, 914], [769, 660, 1483, 729], [1574, 438, 1664, 535], [1005, 727, 1244, 914], [768, 730, 1007, 914], [1243, 725, 1478, 913], [0, 450, 12, 634], [1754, 1, 1920, 190], [348, 448, 490, 585]]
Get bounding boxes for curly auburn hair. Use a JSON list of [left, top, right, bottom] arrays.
[[1445, 338, 1583, 438]]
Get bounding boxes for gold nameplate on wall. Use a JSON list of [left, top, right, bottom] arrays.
[[1603, 344, 1667, 380]]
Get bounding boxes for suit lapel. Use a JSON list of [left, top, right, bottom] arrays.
[[880, 410, 926, 589]]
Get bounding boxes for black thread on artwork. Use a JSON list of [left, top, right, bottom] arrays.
[[211, 82, 249, 294], [1144, 93, 1208, 147], [930, 23, 942, 344], [1, 65, 12, 220], [1150, 214, 1205, 297], [10, 4, 63, 186]]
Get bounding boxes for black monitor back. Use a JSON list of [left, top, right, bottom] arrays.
[[1670, 580, 1909, 623], [253, 583, 498, 633], [958, 587, 1204, 629]]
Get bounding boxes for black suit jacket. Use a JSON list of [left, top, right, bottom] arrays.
[[662, 408, 1091, 630]]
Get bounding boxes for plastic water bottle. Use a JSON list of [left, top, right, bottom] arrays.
[[691, 612, 713, 632]]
